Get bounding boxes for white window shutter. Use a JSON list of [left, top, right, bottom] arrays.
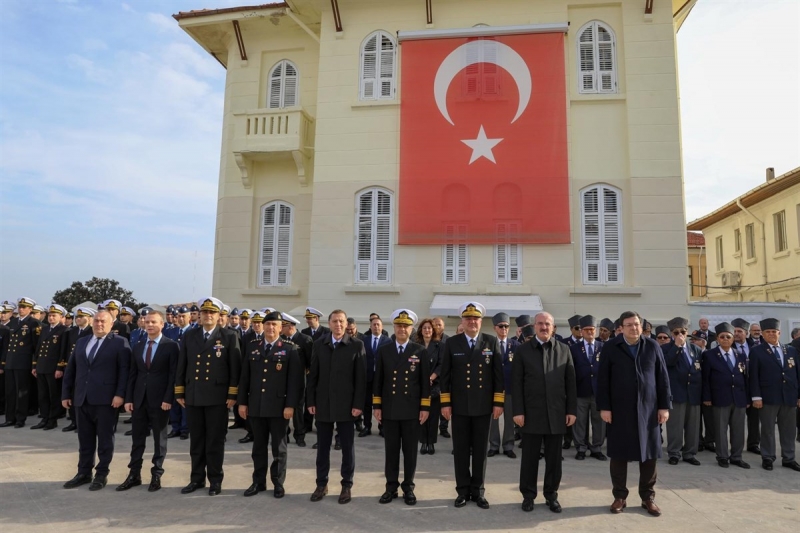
[[444, 224, 468, 284], [578, 22, 617, 94], [361, 32, 396, 100], [268, 60, 299, 109], [602, 188, 621, 282], [260, 202, 293, 287], [355, 189, 393, 283], [581, 186, 622, 285]]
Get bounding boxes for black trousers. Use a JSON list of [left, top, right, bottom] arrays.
[[291, 401, 306, 440], [383, 419, 420, 493], [747, 406, 761, 447], [36, 373, 60, 424], [610, 458, 658, 501], [186, 404, 228, 484], [315, 420, 355, 488], [363, 381, 374, 429], [699, 404, 715, 445], [128, 402, 170, 476], [4, 370, 30, 424], [419, 395, 441, 445], [451, 413, 491, 498], [303, 408, 315, 433], [250, 416, 289, 488], [439, 413, 449, 432], [76, 403, 118, 476], [520, 433, 563, 501]]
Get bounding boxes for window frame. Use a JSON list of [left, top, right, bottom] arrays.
[[267, 59, 299, 109], [745, 223, 756, 260], [715, 235, 724, 271], [576, 20, 618, 95], [773, 210, 788, 252], [494, 222, 521, 284], [359, 31, 397, 101], [443, 224, 469, 285], [354, 187, 393, 284], [580, 184, 623, 285], [258, 201, 294, 287]]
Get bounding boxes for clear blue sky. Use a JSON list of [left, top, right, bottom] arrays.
[[1, 0, 798, 306]]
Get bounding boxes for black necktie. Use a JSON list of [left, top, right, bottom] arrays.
[[204, 332, 210, 341], [587, 343, 594, 361], [399, 345, 404, 355], [725, 352, 734, 371], [265, 343, 272, 354], [145, 340, 153, 369], [469, 339, 475, 350], [87, 337, 102, 363]]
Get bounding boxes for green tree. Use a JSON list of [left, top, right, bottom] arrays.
[[52, 277, 147, 310]]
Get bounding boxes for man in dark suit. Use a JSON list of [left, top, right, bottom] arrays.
[[697, 318, 716, 346], [731, 318, 760, 454], [702, 322, 750, 469], [239, 311, 303, 498], [301, 307, 330, 340], [1, 297, 41, 428], [175, 297, 242, 496], [60, 307, 95, 432], [570, 315, 606, 461], [307, 309, 366, 504], [31, 304, 69, 430], [749, 318, 800, 471], [440, 302, 504, 510], [489, 312, 520, 458], [362, 315, 392, 437], [513, 311, 577, 513], [663, 317, 704, 466], [597, 311, 671, 517], [374, 309, 430, 506], [281, 312, 312, 447], [61, 309, 131, 491], [116, 310, 178, 492]]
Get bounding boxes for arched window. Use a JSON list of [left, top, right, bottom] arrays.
[[577, 21, 617, 94], [355, 188, 393, 283], [267, 60, 299, 109], [581, 185, 622, 284], [359, 31, 396, 100], [259, 201, 293, 286]]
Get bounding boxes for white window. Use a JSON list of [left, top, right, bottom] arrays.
[[715, 236, 724, 270], [267, 59, 299, 109], [745, 223, 756, 259], [443, 224, 469, 284], [577, 21, 617, 94], [360, 31, 396, 100], [259, 201, 293, 286], [495, 222, 521, 284], [581, 185, 622, 284], [355, 188, 392, 283], [773, 210, 788, 252]]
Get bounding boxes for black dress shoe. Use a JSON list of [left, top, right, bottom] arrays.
[[123, 418, 132, 424], [334, 439, 342, 451], [355, 421, 364, 432], [379, 491, 398, 504], [43, 422, 57, 430], [238, 433, 254, 443], [116, 474, 142, 491], [358, 428, 371, 437], [546, 499, 562, 513], [274, 486, 285, 498], [504, 450, 517, 459], [428, 444, 435, 455], [730, 459, 750, 469], [62, 423, 77, 432], [167, 430, 181, 438], [243, 483, 266, 497], [124, 429, 134, 436], [31, 421, 47, 430], [63, 473, 93, 489], [338, 487, 351, 504], [148, 476, 161, 492], [181, 482, 206, 494], [89, 476, 107, 491], [228, 423, 245, 430], [762, 460, 773, 471], [403, 490, 417, 506], [487, 449, 498, 457], [562, 441, 571, 450], [208, 482, 221, 495], [522, 498, 534, 512], [14, 422, 24, 428], [748, 446, 761, 454], [310, 485, 328, 502], [668, 457, 679, 465], [180, 432, 189, 440], [454, 495, 469, 508], [475, 496, 490, 509], [440, 429, 451, 438], [0, 421, 16, 428], [782, 460, 800, 472], [683, 457, 701, 466], [705, 444, 716, 453], [420, 444, 428, 455], [312, 442, 319, 449], [575, 451, 586, 460], [717, 458, 730, 468], [590, 451, 608, 461], [296, 439, 306, 447]]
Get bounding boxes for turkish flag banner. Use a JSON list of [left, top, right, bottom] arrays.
[[398, 32, 569, 244]]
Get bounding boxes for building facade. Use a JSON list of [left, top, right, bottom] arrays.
[[175, 0, 696, 325], [687, 231, 707, 299]]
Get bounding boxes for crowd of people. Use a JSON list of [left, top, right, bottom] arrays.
[[1, 296, 799, 517]]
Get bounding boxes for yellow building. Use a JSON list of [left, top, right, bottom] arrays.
[[687, 231, 707, 299], [687, 167, 800, 303], [175, 0, 697, 324]]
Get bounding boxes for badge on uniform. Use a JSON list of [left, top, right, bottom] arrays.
[[214, 341, 223, 357], [789, 357, 795, 368], [53, 336, 58, 344], [482, 348, 492, 365], [276, 362, 283, 371], [694, 361, 701, 370], [738, 362, 745, 373], [509, 352, 514, 362], [596, 354, 601, 362]]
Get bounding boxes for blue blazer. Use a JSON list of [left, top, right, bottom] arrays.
[[570, 340, 604, 398], [663, 341, 704, 405], [749, 343, 800, 406], [163, 326, 181, 342], [129, 328, 147, 347], [363, 333, 392, 382], [702, 346, 748, 408], [62, 333, 131, 407]]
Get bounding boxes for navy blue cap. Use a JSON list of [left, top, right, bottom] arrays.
[[190, 304, 199, 312], [177, 305, 190, 314]]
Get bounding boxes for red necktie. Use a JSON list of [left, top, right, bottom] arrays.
[[145, 340, 153, 369]]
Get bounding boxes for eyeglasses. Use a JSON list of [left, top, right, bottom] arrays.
[[656, 335, 669, 340], [672, 329, 688, 335], [717, 334, 733, 340], [496, 324, 510, 329]]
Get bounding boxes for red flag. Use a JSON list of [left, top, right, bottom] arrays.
[[398, 32, 569, 244]]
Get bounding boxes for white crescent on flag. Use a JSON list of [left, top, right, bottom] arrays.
[[433, 39, 532, 126]]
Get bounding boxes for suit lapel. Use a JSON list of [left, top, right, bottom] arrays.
[[203, 326, 219, 350]]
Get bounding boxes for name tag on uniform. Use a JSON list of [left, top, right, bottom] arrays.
[[453, 352, 465, 357]]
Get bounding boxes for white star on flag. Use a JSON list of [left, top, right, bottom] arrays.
[[461, 125, 503, 164]]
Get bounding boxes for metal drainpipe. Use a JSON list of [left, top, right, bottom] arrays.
[[735, 198, 768, 299]]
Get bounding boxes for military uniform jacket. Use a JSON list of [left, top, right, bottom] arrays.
[[287, 331, 313, 372], [301, 325, 330, 341], [307, 333, 366, 423], [238, 336, 303, 417], [61, 326, 93, 366], [111, 320, 130, 340], [570, 340, 604, 398], [440, 332, 504, 417], [33, 323, 68, 374], [663, 341, 704, 405], [702, 346, 749, 408], [373, 341, 431, 420], [0, 325, 9, 363], [175, 326, 241, 406], [749, 343, 800, 406], [2, 315, 41, 371]]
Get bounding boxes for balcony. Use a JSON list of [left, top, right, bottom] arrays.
[[232, 107, 315, 188]]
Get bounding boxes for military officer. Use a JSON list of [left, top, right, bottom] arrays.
[[570, 315, 607, 461], [562, 315, 583, 347], [440, 301, 504, 509], [129, 308, 151, 346], [99, 299, 130, 340], [488, 312, 519, 458], [238, 310, 303, 498], [598, 318, 615, 342], [234, 311, 263, 443], [31, 304, 69, 430], [167, 305, 192, 439], [60, 307, 96, 432], [175, 297, 241, 495], [373, 309, 430, 506], [31, 304, 45, 322], [280, 312, 312, 447], [238, 309, 252, 338], [64, 312, 74, 328], [119, 306, 136, 330], [731, 318, 760, 454], [189, 304, 200, 328], [218, 305, 231, 328], [301, 307, 330, 340], [1, 297, 41, 428], [229, 308, 240, 332]]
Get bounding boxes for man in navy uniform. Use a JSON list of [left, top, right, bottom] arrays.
[[175, 297, 242, 495], [570, 315, 606, 461], [301, 307, 330, 340], [562, 315, 583, 347], [440, 302, 504, 510], [117, 310, 179, 492], [60, 307, 95, 432], [61, 309, 131, 491], [1, 297, 41, 428], [702, 322, 750, 469], [598, 318, 615, 342], [167, 305, 192, 440], [31, 304, 69, 430], [749, 318, 800, 471], [374, 309, 430, 505], [99, 300, 130, 340], [663, 317, 704, 466], [731, 318, 760, 454], [238, 310, 303, 498], [281, 312, 312, 447], [488, 312, 519, 458], [362, 314, 391, 437]]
